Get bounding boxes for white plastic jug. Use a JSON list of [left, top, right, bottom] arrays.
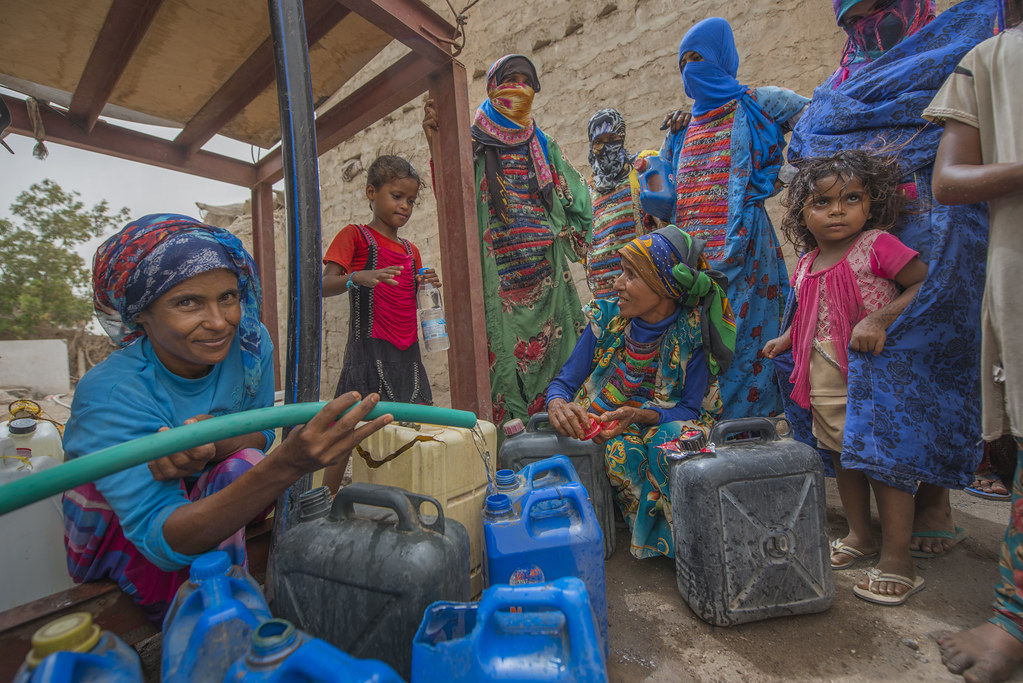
[[0, 418, 74, 612]]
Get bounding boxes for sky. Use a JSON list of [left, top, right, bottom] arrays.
[[0, 122, 275, 258]]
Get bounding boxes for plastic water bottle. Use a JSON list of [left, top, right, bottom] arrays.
[[417, 267, 449, 352]]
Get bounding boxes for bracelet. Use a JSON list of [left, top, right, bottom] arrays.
[[346, 272, 358, 291]]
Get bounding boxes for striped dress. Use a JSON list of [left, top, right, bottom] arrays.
[[586, 170, 644, 299]]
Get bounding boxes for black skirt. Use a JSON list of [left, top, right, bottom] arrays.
[[334, 336, 433, 405]]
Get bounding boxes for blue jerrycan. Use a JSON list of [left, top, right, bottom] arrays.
[[498, 414, 616, 559], [412, 577, 607, 682], [637, 152, 674, 222], [669, 418, 834, 626], [13, 612, 142, 683], [272, 483, 471, 680], [161, 550, 273, 683], [482, 485, 608, 657], [225, 618, 403, 682], [493, 454, 581, 502]]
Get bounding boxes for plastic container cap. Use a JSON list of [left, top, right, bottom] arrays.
[[502, 419, 524, 437], [8, 418, 38, 435], [494, 470, 518, 490], [26, 612, 101, 669], [189, 550, 232, 583]]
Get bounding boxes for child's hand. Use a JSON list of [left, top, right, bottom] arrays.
[[417, 267, 441, 287], [353, 266, 403, 288], [850, 316, 887, 356], [763, 335, 792, 359], [422, 99, 439, 152]]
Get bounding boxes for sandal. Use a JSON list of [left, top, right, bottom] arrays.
[[830, 538, 878, 570], [965, 471, 1011, 501], [852, 567, 925, 606]]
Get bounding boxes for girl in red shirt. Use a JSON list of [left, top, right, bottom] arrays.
[[322, 155, 440, 410]]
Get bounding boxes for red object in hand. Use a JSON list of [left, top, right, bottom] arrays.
[[633, 157, 649, 173], [582, 416, 618, 440]]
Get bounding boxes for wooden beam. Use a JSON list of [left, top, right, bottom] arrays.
[[428, 61, 491, 418], [333, 0, 456, 64], [175, 0, 350, 158], [67, 0, 165, 132], [3, 95, 256, 187], [255, 51, 432, 185], [252, 183, 282, 391]]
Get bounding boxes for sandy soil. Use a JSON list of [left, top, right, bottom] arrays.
[[605, 481, 1022, 682], [11, 390, 1021, 682]]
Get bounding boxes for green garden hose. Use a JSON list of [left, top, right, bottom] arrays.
[[0, 401, 477, 517]]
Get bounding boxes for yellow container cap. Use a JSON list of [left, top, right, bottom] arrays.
[[25, 612, 101, 669]]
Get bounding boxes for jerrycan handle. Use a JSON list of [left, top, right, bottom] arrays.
[[332, 482, 445, 534], [521, 486, 588, 537], [477, 577, 603, 669], [708, 417, 779, 446], [524, 412, 553, 433], [522, 454, 579, 485]]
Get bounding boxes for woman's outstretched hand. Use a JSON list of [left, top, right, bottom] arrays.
[[547, 398, 591, 440], [660, 109, 692, 133], [275, 392, 392, 477]]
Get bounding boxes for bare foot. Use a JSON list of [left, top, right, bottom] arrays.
[[911, 484, 957, 555], [938, 622, 1023, 682]]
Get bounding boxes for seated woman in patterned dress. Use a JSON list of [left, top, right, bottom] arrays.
[[545, 227, 735, 558]]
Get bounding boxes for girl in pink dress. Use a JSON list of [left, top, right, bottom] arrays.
[[764, 150, 929, 606]]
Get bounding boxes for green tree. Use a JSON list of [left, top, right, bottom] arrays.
[[0, 179, 129, 338]]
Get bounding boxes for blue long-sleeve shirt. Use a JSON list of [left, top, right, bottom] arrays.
[[546, 308, 711, 424]]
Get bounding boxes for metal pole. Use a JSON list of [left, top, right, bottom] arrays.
[[266, 0, 321, 571]]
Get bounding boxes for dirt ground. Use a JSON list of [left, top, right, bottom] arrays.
[[604, 481, 1022, 682], [9, 391, 1021, 682]]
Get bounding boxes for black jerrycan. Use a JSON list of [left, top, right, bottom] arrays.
[[669, 417, 834, 626], [272, 483, 471, 679]]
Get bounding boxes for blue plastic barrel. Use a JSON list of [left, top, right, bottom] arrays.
[[12, 612, 143, 683], [162, 550, 273, 683], [412, 577, 607, 682], [482, 484, 608, 656], [225, 619, 403, 682]]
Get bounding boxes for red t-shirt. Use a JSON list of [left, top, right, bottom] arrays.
[[323, 224, 424, 349], [323, 224, 423, 273]]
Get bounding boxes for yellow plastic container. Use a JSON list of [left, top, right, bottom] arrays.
[[351, 420, 495, 597]]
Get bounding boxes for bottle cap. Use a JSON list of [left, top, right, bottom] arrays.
[[189, 550, 231, 583], [298, 486, 333, 522], [676, 428, 708, 453], [26, 613, 101, 669], [8, 418, 37, 435], [502, 419, 524, 437], [581, 417, 618, 441], [418, 267, 427, 275]]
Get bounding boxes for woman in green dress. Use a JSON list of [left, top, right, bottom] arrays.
[[423, 54, 592, 426]]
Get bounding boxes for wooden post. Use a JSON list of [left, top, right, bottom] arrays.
[[428, 60, 491, 420], [251, 182, 282, 390]]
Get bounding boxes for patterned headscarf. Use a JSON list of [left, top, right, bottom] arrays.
[[677, 18, 748, 116], [92, 213, 264, 396], [618, 227, 736, 374], [587, 108, 633, 193], [470, 55, 554, 225], [833, 0, 935, 82]]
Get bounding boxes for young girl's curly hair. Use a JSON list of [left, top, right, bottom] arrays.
[[780, 150, 906, 252], [367, 154, 425, 191]]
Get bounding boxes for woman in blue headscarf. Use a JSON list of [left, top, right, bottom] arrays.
[[783, 0, 999, 601], [63, 214, 391, 622], [660, 17, 809, 422]]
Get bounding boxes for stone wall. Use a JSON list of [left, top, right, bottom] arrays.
[[296, 0, 955, 407]]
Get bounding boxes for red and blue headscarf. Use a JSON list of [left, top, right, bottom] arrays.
[[833, 0, 935, 82], [92, 213, 264, 396], [470, 55, 553, 225]]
